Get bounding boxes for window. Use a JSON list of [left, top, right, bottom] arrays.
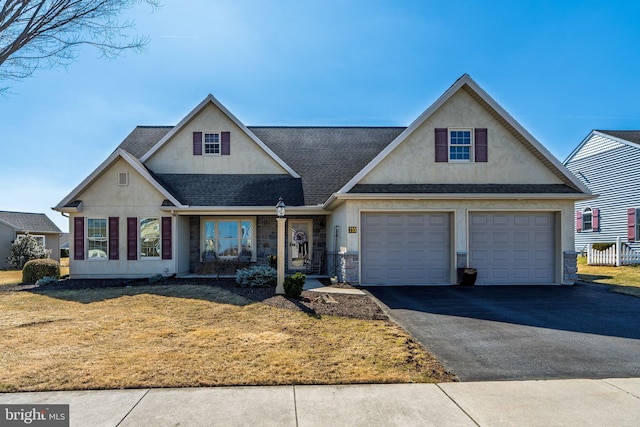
[[87, 218, 108, 259], [16, 234, 45, 247], [204, 132, 220, 155], [582, 208, 592, 232], [449, 129, 472, 161], [202, 218, 254, 260], [140, 217, 160, 258]]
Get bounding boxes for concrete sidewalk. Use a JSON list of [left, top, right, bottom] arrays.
[[2, 379, 640, 426]]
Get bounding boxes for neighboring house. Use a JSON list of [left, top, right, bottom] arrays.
[[0, 211, 63, 269], [53, 75, 591, 285], [564, 130, 640, 252]]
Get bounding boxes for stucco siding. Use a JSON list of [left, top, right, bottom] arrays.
[[360, 90, 561, 185], [145, 104, 288, 175], [566, 139, 640, 251], [70, 158, 175, 278]]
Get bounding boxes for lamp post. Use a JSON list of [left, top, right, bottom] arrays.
[[275, 197, 286, 295]]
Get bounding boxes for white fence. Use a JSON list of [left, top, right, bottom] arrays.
[[587, 237, 640, 266]]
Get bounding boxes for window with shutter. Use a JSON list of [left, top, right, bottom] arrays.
[[628, 209, 636, 243], [576, 210, 583, 233]]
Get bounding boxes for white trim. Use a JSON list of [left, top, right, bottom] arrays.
[[139, 216, 161, 260], [161, 205, 330, 216], [139, 94, 300, 178], [337, 74, 591, 196], [564, 130, 640, 164], [448, 128, 473, 162], [86, 217, 109, 261], [200, 216, 257, 262], [54, 148, 184, 210], [16, 233, 46, 246], [203, 131, 221, 156]]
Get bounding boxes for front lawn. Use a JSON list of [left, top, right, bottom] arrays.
[[0, 258, 69, 287], [0, 283, 454, 392], [577, 256, 640, 297]]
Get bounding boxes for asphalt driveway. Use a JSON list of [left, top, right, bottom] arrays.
[[364, 283, 640, 381]]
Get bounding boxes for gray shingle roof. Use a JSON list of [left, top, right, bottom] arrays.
[[349, 184, 582, 194], [597, 130, 640, 145], [249, 127, 406, 205], [154, 174, 304, 206], [116, 125, 578, 207], [0, 211, 62, 233]]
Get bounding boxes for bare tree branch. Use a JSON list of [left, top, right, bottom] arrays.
[[0, 0, 159, 85]]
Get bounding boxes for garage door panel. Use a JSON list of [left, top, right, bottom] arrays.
[[470, 212, 555, 285], [362, 212, 451, 285]]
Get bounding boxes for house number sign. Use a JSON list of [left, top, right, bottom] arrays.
[[348, 226, 357, 233]]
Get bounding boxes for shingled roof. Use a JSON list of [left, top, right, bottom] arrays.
[[0, 211, 62, 234], [597, 130, 640, 145], [119, 126, 406, 206]]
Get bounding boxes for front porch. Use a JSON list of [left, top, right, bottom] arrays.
[[183, 215, 328, 277]]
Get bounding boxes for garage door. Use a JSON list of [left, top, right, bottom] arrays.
[[469, 212, 555, 285], [361, 213, 451, 285]]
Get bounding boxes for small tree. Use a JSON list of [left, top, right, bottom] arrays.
[[7, 233, 51, 270]]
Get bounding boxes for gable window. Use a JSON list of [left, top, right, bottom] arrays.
[[204, 132, 220, 155], [140, 217, 160, 258], [435, 128, 487, 162], [202, 218, 254, 261], [449, 129, 472, 161], [87, 218, 108, 259]]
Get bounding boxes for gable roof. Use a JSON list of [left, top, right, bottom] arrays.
[[336, 74, 591, 198], [116, 126, 405, 206], [564, 130, 640, 164], [0, 211, 61, 234], [54, 148, 183, 211], [138, 94, 300, 178], [597, 130, 640, 145]]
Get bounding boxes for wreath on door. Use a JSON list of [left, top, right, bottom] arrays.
[[292, 230, 308, 257]]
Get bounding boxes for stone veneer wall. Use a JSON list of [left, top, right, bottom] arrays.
[[563, 251, 578, 285]]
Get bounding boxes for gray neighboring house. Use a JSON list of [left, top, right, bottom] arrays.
[[564, 130, 640, 252], [0, 211, 63, 269]]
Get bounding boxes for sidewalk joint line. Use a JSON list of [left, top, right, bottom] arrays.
[[436, 384, 481, 427], [602, 379, 640, 401], [116, 388, 151, 426], [293, 385, 299, 427]]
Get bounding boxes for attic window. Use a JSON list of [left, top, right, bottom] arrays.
[[204, 132, 220, 155], [449, 129, 472, 161], [118, 172, 129, 186]]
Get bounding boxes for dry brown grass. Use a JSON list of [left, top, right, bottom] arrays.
[[0, 284, 454, 392], [577, 255, 640, 297], [0, 258, 69, 287]]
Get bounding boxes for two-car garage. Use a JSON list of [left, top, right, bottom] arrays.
[[360, 211, 557, 285]]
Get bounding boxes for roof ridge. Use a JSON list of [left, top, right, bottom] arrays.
[[247, 125, 407, 129]]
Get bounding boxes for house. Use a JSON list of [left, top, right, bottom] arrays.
[[564, 130, 640, 252], [53, 75, 591, 285], [0, 211, 63, 269]]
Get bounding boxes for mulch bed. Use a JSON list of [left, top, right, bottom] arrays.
[[3, 277, 388, 320]]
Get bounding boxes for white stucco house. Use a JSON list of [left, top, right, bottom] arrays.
[[53, 74, 591, 285]]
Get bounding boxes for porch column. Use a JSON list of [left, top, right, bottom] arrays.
[[276, 217, 286, 294]]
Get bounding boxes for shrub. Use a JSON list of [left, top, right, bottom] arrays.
[[283, 272, 306, 298], [7, 233, 51, 270], [235, 266, 277, 288], [35, 276, 59, 287], [22, 259, 60, 284]]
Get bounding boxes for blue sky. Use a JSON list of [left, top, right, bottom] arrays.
[[2, 0, 640, 233]]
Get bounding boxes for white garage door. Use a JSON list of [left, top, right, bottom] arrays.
[[469, 212, 556, 285], [361, 212, 451, 285]]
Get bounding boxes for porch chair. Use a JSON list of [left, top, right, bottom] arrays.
[[305, 251, 324, 275]]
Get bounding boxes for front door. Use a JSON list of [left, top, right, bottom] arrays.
[[289, 220, 313, 270]]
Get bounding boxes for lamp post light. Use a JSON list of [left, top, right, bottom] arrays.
[[275, 197, 286, 295]]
